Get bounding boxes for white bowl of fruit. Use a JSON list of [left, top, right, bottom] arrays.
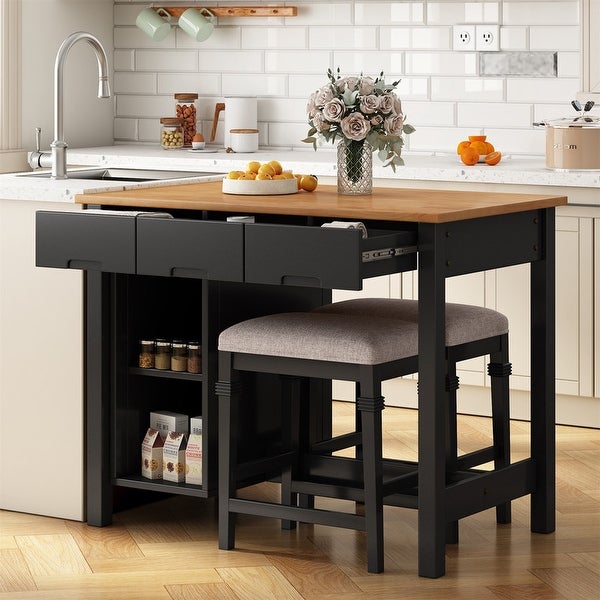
[[222, 160, 318, 195]]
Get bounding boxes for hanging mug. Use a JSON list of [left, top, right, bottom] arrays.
[[135, 7, 172, 41], [178, 8, 215, 42]]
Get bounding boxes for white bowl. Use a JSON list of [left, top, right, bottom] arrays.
[[222, 177, 298, 195], [192, 141, 206, 150]]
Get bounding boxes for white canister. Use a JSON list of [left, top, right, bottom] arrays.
[[229, 128, 259, 153]]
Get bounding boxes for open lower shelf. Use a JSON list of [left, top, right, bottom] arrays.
[[114, 475, 211, 498], [129, 367, 204, 381]]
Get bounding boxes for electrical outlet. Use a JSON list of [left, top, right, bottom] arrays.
[[476, 24, 500, 51], [453, 25, 475, 51]]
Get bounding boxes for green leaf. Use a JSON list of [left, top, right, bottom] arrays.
[[403, 124, 416, 134], [307, 127, 317, 137], [342, 89, 358, 106], [302, 137, 316, 144]]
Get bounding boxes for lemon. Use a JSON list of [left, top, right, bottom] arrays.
[[246, 161, 261, 173], [300, 174, 318, 192], [257, 163, 276, 177], [268, 160, 283, 175], [244, 171, 257, 180], [280, 171, 295, 179], [227, 170, 244, 179], [256, 172, 272, 180]]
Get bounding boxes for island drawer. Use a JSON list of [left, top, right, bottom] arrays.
[[136, 217, 244, 281], [36, 210, 137, 273], [244, 223, 417, 290]]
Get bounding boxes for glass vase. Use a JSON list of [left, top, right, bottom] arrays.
[[337, 139, 373, 195]]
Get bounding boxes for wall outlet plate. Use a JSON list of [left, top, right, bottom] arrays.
[[453, 25, 475, 51], [476, 24, 500, 51]]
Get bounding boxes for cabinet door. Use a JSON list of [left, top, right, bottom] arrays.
[[595, 217, 600, 398], [136, 218, 244, 281]]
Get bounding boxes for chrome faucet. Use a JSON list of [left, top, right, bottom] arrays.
[[29, 32, 111, 179]]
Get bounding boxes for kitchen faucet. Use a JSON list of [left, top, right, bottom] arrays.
[[28, 32, 111, 179]]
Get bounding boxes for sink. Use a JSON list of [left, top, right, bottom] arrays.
[[19, 168, 223, 182]]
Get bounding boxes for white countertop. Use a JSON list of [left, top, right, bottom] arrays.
[[1, 144, 598, 205]]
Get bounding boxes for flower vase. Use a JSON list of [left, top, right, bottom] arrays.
[[337, 139, 372, 195]]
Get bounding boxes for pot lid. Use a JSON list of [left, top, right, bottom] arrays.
[[546, 116, 600, 128]]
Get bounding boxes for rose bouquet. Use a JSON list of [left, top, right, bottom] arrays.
[[303, 68, 415, 174]]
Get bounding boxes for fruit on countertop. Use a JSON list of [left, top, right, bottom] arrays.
[[457, 135, 501, 166], [227, 162, 319, 191]]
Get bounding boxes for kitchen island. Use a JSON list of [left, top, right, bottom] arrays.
[[34, 180, 566, 577]]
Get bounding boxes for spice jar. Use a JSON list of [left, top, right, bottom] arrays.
[[174, 93, 198, 147], [160, 117, 184, 149], [155, 339, 171, 370], [187, 342, 201, 374], [171, 341, 188, 372], [138, 340, 155, 369]]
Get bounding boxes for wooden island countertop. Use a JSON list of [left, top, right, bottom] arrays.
[[76, 181, 567, 223]]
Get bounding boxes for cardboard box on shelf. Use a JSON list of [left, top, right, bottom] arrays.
[[185, 432, 203, 485], [163, 431, 187, 483], [150, 411, 188, 439], [141, 428, 164, 479]]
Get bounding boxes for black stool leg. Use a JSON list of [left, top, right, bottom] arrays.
[[357, 368, 385, 574], [217, 352, 240, 550], [445, 363, 460, 544], [281, 376, 301, 530], [488, 334, 512, 525]]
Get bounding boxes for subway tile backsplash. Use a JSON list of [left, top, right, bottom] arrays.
[[113, 0, 586, 156]]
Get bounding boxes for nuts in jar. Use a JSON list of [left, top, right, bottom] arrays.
[[160, 117, 184, 149], [174, 93, 198, 147], [139, 340, 155, 369]]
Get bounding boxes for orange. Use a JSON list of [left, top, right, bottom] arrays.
[[246, 161, 261, 173], [294, 174, 303, 190], [468, 135, 487, 142], [256, 172, 272, 180], [460, 147, 479, 166], [268, 160, 283, 175], [456, 140, 471, 155], [484, 151, 501, 166], [300, 174, 318, 192], [483, 141, 495, 154], [257, 163, 275, 177], [227, 170, 245, 179], [469, 141, 488, 155]]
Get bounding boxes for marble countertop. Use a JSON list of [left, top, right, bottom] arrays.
[[1, 144, 598, 205]]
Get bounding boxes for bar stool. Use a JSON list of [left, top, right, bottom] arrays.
[[216, 300, 511, 573]]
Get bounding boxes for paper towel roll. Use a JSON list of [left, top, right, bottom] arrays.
[[321, 221, 368, 238]]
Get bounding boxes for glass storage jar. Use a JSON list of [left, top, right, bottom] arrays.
[[155, 339, 171, 370], [171, 341, 188, 372], [138, 340, 155, 369], [174, 93, 198, 147], [187, 342, 201, 373], [160, 117, 184, 149]]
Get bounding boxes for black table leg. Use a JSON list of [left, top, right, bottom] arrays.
[[417, 223, 448, 578], [530, 208, 556, 534]]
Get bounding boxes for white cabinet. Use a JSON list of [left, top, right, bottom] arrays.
[[0, 199, 84, 520], [580, 0, 600, 98]]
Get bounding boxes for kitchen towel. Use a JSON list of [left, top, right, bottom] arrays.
[[321, 221, 368, 238]]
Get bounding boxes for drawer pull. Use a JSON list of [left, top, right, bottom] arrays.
[[171, 267, 208, 279], [67, 259, 102, 270], [281, 275, 322, 287], [362, 245, 417, 263]]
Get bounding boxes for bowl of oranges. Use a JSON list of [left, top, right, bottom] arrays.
[[457, 136, 501, 166], [222, 160, 318, 195]]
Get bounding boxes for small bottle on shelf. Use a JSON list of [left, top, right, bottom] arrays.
[[187, 341, 201, 373], [138, 339, 155, 369], [155, 339, 171, 370], [171, 341, 188, 372]]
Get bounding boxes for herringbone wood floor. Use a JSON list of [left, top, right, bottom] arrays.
[[1, 403, 599, 599]]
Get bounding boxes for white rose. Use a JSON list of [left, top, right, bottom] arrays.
[[379, 94, 394, 114], [336, 76, 359, 93], [359, 77, 375, 95], [384, 114, 404, 136], [322, 98, 346, 122], [359, 94, 380, 114], [315, 84, 335, 108], [313, 111, 331, 132]]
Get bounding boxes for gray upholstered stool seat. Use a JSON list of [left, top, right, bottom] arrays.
[[216, 299, 512, 575], [313, 298, 508, 347]]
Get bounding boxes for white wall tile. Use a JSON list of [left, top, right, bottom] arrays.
[[138, 118, 161, 142], [135, 50, 198, 72], [266, 50, 331, 73], [332, 51, 404, 75], [114, 72, 156, 94], [115, 26, 176, 49], [116, 95, 173, 118], [506, 77, 580, 103], [158, 73, 220, 97], [396, 77, 430, 100], [408, 126, 471, 153], [267, 121, 309, 147], [289, 74, 328, 97], [500, 27, 528, 51], [356, 2, 424, 24], [113, 50, 134, 71], [503, 2, 579, 26], [530, 26, 579, 51], [222, 74, 288, 96], [484, 127, 546, 155], [244, 27, 306, 49], [457, 102, 532, 128], [557, 52, 580, 78], [192, 51, 262, 72], [114, 118, 138, 140], [309, 27, 377, 49], [405, 52, 477, 75], [432, 78, 504, 101], [427, 2, 498, 24], [291, 3, 353, 25], [113, 4, 141, 26], [382, 27, 451, 50], [403, 101, 455, 126], [177, 27, 241, 49], [259, 98, 308, 122]]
